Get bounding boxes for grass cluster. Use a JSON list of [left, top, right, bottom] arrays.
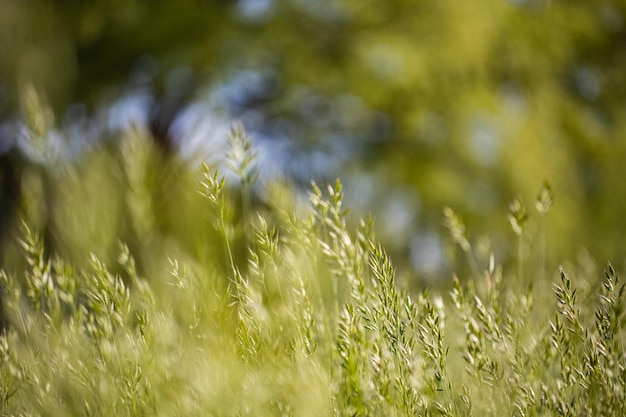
[[1, 127, 625, 416]]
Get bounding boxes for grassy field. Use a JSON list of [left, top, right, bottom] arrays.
[[1, 128, 624, 416]]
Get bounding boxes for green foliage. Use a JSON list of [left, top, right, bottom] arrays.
[[0, 137, 624, 416], [2, 2, 625, 414], [3, 0, 626, 269]]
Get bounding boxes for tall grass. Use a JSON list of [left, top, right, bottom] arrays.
[[1, 126, 624, 416]]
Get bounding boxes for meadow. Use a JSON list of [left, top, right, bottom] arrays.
[[1, 126, 624, 416]]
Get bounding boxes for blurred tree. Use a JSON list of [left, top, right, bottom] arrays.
[[1, 0, 625, 281]]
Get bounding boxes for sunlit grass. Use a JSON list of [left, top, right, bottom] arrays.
[[0, 127, 624, 416]]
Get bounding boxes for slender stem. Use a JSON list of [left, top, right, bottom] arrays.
[[539, 216, 547, 281], [464, 247, 481, 281], [220, 198, 236, 276], [517, 235, 524, 283], [241, 179, 252, 242]]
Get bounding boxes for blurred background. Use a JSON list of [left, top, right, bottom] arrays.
[[1, 0, 625, 284]]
